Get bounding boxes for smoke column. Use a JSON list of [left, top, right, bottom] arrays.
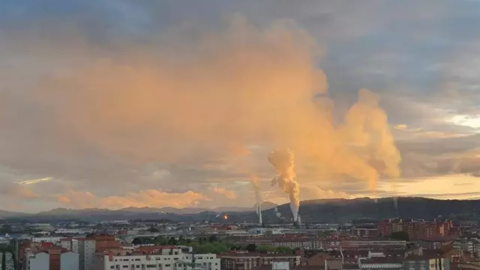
[[268, 148, 300, 222], [250, 175, 263, 225]]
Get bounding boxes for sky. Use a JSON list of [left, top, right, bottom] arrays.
[[1, 0, 480, 212]]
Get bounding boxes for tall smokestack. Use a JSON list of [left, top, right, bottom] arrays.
[[250, 175, 263, 225], [268, 148, 300, 222], [257, 204, 262, 224]]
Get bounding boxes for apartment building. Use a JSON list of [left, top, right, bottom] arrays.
[[60, 238, 96, 270], [25, 250, 79, 270], [26, 252, 49, 270], [378, 220, 455, 240], [96, 246, 220, 270], [219, 251, 301, 270]]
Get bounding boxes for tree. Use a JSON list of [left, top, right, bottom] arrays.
[[208, 235, 218, 243], [148, 226, 160, 233], [133, 237, 156, 245], [390, 231, 410, 241], [275, 247, 293, 254], [257, 245, 275, 253], [132, 238, 144, 245], [246, 244, 257, 252], [154, 236, 168, 245], [168, 237, 178, 245], [177, 236, 187, 245]]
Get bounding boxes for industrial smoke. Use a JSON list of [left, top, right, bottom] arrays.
[[268, 149, 300, 223], [32, 18, 402, 208], [250, 175, 263, 225]]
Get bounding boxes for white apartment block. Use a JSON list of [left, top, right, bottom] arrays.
[[98, 248, 220, 270], [32, 237, 64, 244], [26, 252, 49, 270], [61, 238, 96, 270], [61, 252, 80, 270], [26, 251, 80, 270]]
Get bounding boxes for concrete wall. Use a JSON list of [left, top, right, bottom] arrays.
[[29, 252, 49, 270], [84, 240, 96, 270], [61, 252, 79, 270]]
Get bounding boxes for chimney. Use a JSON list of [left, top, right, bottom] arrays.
[[258, 204, 263, 225]]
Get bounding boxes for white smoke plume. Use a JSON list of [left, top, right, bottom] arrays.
[[268, 149, 300, 222], [250, 175, 263, 224]]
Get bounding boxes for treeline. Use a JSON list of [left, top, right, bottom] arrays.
[[132, 235, 293, 254]]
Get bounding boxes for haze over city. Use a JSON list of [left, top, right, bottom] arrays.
[[2, 0, 480, 213]]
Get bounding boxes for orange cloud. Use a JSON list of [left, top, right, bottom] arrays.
[[15, 188, 37, 199], [301, 185, 351, 200], [212, 187, 237, 199], [35, 16, 400, 192], [0, 182, 37, 199], [56, 189, 208, 209]]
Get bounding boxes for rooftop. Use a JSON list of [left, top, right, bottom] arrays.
[[219, 251, 299, 258]]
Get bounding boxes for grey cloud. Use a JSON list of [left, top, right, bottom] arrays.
[[397, 134, 480, 178]]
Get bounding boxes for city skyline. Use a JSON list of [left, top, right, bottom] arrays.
[[2, 0, 480, 212]]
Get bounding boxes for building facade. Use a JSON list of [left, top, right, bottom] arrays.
[[26, 252, 49, 270], [60, 252, 80, 270], [219, 252, 301, 270], [403, 258, 450, 270], [378, 220, 454, 240], [454, 238, 480, 258], [61, 238, 96, 270], [98, 246, 220, 270]]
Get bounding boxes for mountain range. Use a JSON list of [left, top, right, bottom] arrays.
[[2, 197, 480, 223], [0, 201, 278, 222]]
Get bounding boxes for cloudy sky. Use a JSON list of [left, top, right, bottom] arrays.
[[1, 0, 480, 212]]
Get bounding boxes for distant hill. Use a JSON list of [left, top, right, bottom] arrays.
[[264, 197, 480, 223], [208, 197, 480, 224], [5, 202, 278, 222], [4, 197, 480, 223], [0, 209, 25, 218], [257, 201, 277, 211]]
